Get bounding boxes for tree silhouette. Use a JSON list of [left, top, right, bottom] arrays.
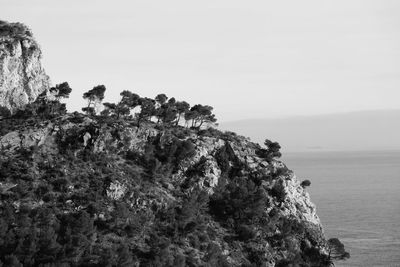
[[184, 110, 197, 127], [175, 101, 190, 125], [50, 82, 72, 100], [186, 104, 217, 128], [120, 90, 141, 110], [265, 139, 282, 158], [155, 94, 168, 105], [82, 85, 106, 115], [167, 97, 176, 105], [138, 97, 156, 125], [255, 139, 282, 161]]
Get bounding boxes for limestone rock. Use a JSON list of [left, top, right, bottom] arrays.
[[0, 123, 55, 152], [107, 181, 127, 200], [0, 116, 331, 265], [0, 21, 50, 112]]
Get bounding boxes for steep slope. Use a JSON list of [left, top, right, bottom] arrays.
[[0, 114, 331, 266], [0, 20, 346, 267], [0, 20, 50, 113]]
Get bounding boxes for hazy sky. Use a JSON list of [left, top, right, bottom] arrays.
[[220, 110, 400, 152], [2, 0, 400, 121]]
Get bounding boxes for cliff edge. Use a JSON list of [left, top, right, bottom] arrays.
[[0, 21, 347, 267], [0, 114, 331, 266]]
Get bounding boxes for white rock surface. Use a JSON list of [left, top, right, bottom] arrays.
[[0, 22, 50, 112], [107, 181, 128, 200]]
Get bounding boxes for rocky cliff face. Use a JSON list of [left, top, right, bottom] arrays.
[[0, 21, 50, 112], [0, 21, 335, 267], [0, 114, 330, 266]]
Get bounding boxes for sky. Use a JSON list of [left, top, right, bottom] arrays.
[[1, 0, 400, 122], [220, 110, 400, 152]]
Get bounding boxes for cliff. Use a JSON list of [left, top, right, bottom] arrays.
[[0, 21, 343, 267], [0, 21, 50, 113], [0, 114, 331, 266]]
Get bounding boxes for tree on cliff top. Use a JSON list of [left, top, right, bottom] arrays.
[[155, 94, 168, 105], [120, 90, 141, 110], [255, 139, 282, 160], [82, 85, 106, 115], [137, 97, 156, 125], [50, 82, 72, 101], [185, 104, 217, 128], [175, 101, 190, 125], [86, 88, 217, 129], [83, 85, 106, 104], [101, 91, 141, 119], [264, 139, 282, 158]]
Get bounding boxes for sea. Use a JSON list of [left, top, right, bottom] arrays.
[[283, 150, 400, 267]]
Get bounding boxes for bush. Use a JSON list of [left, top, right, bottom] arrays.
[[301, 179, 311, 188], [52, 177, 69, 192], [0, 106, 11, 118], [210, 176, 268, 225], [154, 135, 196, 167], [328, 238, 350, 260], [256, 139, 282, 160], [237, 224, 256, 241], [269, 180, 286, 202], [13, 93, 67, 120]]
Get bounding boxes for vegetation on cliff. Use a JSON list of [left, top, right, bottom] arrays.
[[0, 20, 34, 40], [0, 20, 350, 267], [0, 84, 350, 267]]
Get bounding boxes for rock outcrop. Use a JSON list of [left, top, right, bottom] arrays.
[[0, 21, 50, 112], [0, 21, 339, 267], [0, 115, 330, 266]]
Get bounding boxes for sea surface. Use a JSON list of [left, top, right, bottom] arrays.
[[283, 150, 400, 267]]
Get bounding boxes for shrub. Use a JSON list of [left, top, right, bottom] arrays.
[[256, 139, 282, 160], [328, 238, 350, 260], [203, 243, 231, 267], [0, 106, 11, 118], [52, 177, 69, 192], [210, 176, 268, 225], [152, 134, 196, 170], [269, 180, 287, 202], [301, 179, 311, 188], [237, 224, 256, 241]]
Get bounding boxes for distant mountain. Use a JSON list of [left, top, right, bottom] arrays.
[[220, 110, 400, 152]]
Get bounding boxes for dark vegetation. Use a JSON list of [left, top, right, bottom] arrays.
[[78, 86, 217, 129], [0, 20, 37, 52], [0, 83, 349, 266], [327, 238, 350, 261], [256, 139, 282, 160], [0, 20, 33, 39], [1, 83, 218, 133], [301, 179, 311, 188]]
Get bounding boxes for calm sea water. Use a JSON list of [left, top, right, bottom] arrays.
[[283, 150, 400, 267]]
